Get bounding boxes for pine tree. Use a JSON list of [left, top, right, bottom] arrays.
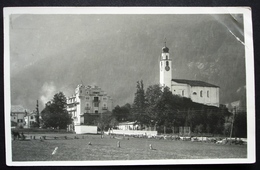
[[132, 80, 148, 126], [35, 100, 40, 128], [41, 92, 72, 129]]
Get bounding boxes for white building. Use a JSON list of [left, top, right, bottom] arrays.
[[159, 43, 220, 107], [117, 121, 139, 130], [24, 111, 37, 128], [67, 84, 113, 132], [11, 105, 27, 128]]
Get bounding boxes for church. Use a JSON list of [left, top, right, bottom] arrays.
[[159, 43, 220, 107]]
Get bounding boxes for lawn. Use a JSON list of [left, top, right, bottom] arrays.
[[11, 134, 247, 161]]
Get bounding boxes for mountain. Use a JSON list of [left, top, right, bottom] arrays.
[[9, 14, 246, 110]]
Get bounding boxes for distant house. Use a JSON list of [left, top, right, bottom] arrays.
[[11, 105, 27, 128], [24, 111, 38, 128], [117, 121, 139, 130], [225, 99, 246, 113]]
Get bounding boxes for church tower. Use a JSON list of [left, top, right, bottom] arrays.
[[159, 42, 172, 91]]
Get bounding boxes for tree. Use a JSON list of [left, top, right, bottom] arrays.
[[41, 92, 72, 129], [132, 80, 148, 126], [112, 103, 132, 122], [35, 100, 40, 128], [233, 111, 247, 138], [145, 84, 162, 127]]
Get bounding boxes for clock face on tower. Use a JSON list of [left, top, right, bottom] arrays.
[[165, 65, 170, 71]]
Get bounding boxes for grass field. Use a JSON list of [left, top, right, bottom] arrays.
[[12, 133, 247, 161]]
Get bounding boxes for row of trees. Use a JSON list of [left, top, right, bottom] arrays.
[[37, 81, 246, 137], [112, 80, 246, 137]]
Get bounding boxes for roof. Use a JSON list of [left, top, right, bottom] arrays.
[[172, 79, 219, 88], [118, 121, 136, 125], [11, 105, 26, 113]]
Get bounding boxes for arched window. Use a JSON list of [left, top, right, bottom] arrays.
[[207, 91, 209, 97], [166, 55, 168, 60], [182, 90, 185, 96], [200, 90, 203, 97]]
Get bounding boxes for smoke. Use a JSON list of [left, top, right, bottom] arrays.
[[40, 82, 57, 106]]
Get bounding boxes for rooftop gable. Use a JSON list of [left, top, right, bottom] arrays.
[[11, 105, 26, 113]]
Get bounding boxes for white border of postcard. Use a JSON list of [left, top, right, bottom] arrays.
[[4, 7, 255, 166]]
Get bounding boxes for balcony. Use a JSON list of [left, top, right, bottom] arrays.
[[67, 107, 76, 112], [93, 100, 100, 103], [102, 107, 108, 110], [85, 107, 91, 110]]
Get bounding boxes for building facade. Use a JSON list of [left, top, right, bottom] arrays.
[[24, 111, 37, 128], [11, 105, 27, 128], [67, 84, 113, 131], [159, 43, 220, 107]]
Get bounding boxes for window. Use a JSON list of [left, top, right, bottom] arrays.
[[95, 110, 98, 114], [94, 102, 99, 107], [94, 97, 99, 102], [200, 90, 203, 97], [166, 55, 168, 60], [30, 116, 34, 119], [13, 117, 16, 119], [18, 119, 23, 123], [193, 92, 197, 95], [86, 97, 90, 100], [182, 90, 184, 96], [207, 91, 209, 97]]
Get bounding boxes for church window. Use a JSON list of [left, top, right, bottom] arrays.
[[193, 92, 197, 95], [182, 90, 185, 96], [200, 90, 203, 97], [207, 91, 209, 97], [166, 61, 169, 66], [166, 55, 168, 60]]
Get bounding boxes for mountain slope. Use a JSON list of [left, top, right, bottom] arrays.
[[9, 14, 246, 109]]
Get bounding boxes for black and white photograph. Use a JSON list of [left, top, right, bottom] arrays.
[[4, 7, 255, 166]]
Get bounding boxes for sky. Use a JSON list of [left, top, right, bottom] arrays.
[[8, 12, 246, 111]]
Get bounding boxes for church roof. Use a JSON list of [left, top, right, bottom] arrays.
[[172, 79, 219, 88]]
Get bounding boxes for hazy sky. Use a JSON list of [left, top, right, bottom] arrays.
[[8, 13, 245, 110]]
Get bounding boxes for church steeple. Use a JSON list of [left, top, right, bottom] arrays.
[[162, 40, 169, 53], [159, 40, 172, 91]]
